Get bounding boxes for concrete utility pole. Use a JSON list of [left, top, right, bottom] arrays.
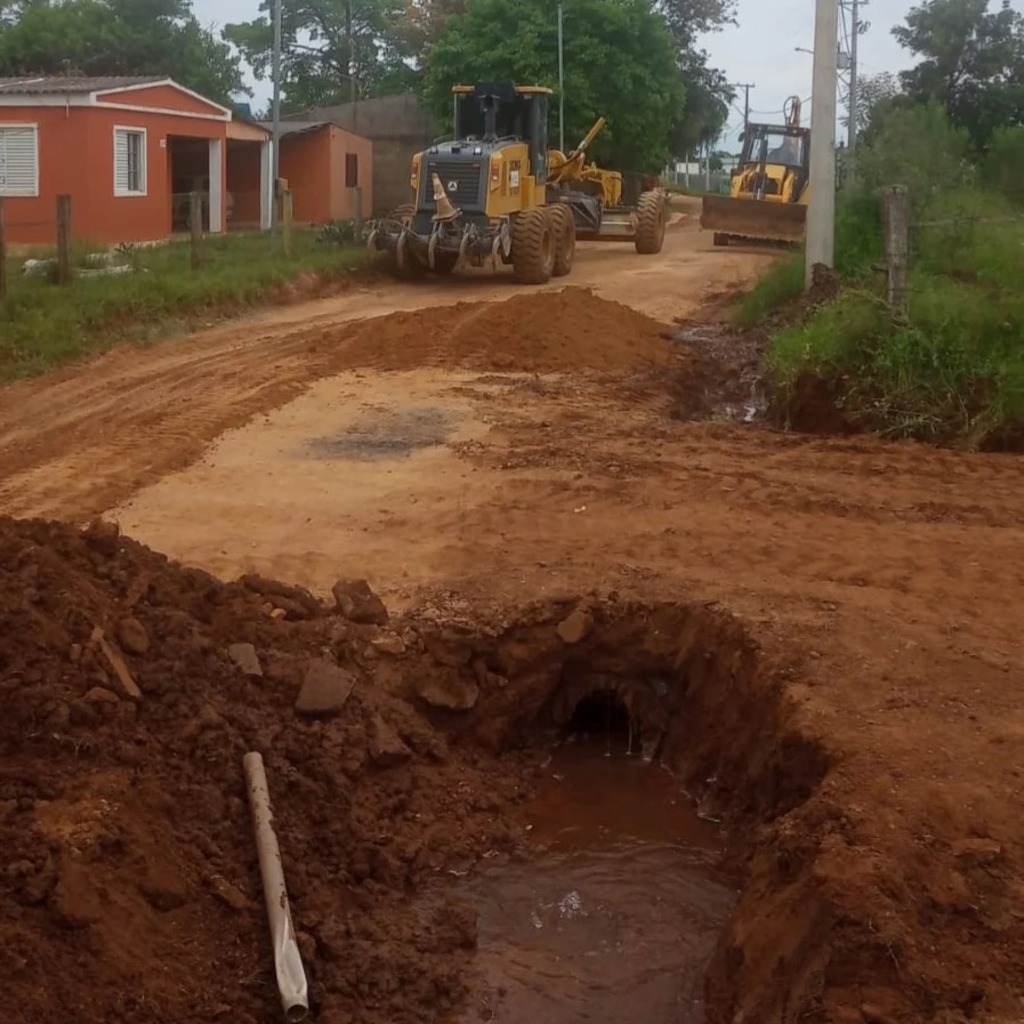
[[732, 82, 755, 130], [271, 0, 282, 243], [806, 0, 839, 288], [558, 3, 565, 152]]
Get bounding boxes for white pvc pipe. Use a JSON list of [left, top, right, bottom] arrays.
[[242, 751, 310, 1023]]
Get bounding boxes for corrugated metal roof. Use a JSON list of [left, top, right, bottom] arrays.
[[0, 75, 164, 95]]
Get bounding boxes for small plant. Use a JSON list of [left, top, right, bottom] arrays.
[[316, 220, 357, 246]]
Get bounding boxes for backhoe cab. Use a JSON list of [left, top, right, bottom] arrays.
[[699, 95, 810, 247], [367, 81, 668, 284]]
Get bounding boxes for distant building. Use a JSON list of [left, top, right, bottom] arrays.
[[290, 93, 436, 215]]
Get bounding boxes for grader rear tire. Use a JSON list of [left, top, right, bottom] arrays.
[[511, 208, 556, 284], [547, 203, 576, 278], [634, 190, 667, 255]]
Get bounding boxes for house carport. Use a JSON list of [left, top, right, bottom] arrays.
[[225, 118, 272, 231]]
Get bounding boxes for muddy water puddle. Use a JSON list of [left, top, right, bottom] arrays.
[[447, 741, 736, 1022]]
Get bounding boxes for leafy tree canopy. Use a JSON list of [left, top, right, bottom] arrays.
[[422, 0, 685, 174], [893, 0, 1024, 148], [0, 0, 246, 102], [224, 0, 418, 113]]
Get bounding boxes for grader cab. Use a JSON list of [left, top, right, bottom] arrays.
[[367, 82, 668, 284]]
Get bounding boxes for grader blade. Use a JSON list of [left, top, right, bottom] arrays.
[[700, 194, 806, 245]]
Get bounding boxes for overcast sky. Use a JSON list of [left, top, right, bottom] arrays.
[[195, 0, 920, 143]]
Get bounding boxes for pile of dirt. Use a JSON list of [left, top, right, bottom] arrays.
[[0, 516, 539, 1024], [328, 287, 673, 374]]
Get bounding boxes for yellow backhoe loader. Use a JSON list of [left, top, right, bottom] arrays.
[[367, 82, 668, 284], [700, 96, 810, 246]]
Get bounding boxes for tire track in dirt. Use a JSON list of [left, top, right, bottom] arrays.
[[0, 206, 763, 521]]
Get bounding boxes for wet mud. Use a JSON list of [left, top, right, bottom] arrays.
[[445, 739, 735, 1024]]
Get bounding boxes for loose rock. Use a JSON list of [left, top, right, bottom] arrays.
[[371, 632, 406, 656], [368, 714, 412, 767], [117, 616, 150, 655], [332, 578, 388, 625], [416, 673, 479, 711], [82, 687, 120, 705], [295, 659, 356, 717], [556, 606, 594, 645], [227, 643, 263, 678]]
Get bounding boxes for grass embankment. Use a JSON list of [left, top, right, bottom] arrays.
[[739, 110, 1024, 449], [1, 231, 367, 382]]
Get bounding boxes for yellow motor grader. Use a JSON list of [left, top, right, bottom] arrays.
[[700, 95, 810, 247], [367, 82, 668, 284]]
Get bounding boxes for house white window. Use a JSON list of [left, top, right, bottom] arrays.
[[114, 127, 147, 196], [0, 124, 40, 197]]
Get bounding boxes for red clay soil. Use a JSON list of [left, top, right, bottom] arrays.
[[0, 516, 541, 1024], [4, 514, 1024, 1024], [328, 286, 673, 374]]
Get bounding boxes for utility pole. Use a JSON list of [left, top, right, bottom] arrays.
[[270, 0, 282, 245], [806, 0, 839, 288], [732, 82, 755, 130], [557, 3, 565, 152]]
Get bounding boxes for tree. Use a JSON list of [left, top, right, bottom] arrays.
[[422, 0, 685, 174], [668, 52, 731, 159], [846, 70, 901, 136], [893, 0, 1024, 148], [0, 0, 245, 102], [653, 0, 736, 159], [224, 0, 417, 112], [654, 0, 736, 51]]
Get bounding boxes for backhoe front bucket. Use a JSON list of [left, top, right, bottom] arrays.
[[700, 194, 806, 245]]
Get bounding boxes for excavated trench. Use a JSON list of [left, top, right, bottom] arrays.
[[0, 517, 837, 1024], [406, 599, 834, 1024]]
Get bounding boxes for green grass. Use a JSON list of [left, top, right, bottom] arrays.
[[733, 254, 805, 327], [1, 231, 367, 381], [763, 189, 1024, 448]]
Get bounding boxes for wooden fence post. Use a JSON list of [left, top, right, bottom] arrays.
[[189, 191, 205, 270], [352, 186, 363, 240], [282, 190, 293, 256], [56, 194, 72, 285], [0, 197, 7, 300], [884, 185, 909, 319]]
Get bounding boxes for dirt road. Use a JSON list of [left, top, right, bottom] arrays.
[[2, 202, 1024, 1024], [0, 199, 769, 522]]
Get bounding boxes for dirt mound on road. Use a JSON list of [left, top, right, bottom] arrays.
[[330, 286, 672, 374], [0, 516, 534, 1024]]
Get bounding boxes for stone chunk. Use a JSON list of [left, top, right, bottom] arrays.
[[117, 617, 150, 655], [416, 674, 479, 711], [228, 643, 263, 677], [368, 715, 412, 767], [332, 578, 388, 625], [556, 606, 593, 645], [296, 659, 356, 717], [371, 632, 406, 656], [82, 687, 120, 705]]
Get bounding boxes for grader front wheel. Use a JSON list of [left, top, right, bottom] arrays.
[[547, 203, 576, 278], [512, 208, 556, 284], [634, 190, 667, 255]]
